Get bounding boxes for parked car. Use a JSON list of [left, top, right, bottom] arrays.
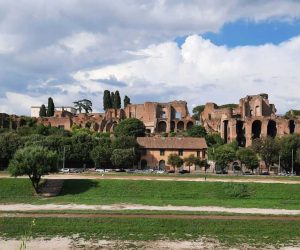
[[243, 171, 252, 175], [260, 171, 270, 175], [115, 169, 126, 172], [179, 169, 190, 174], [59, 168, 70, 173], [96, 169, 109, 173], [126, 169, 137, 174], [167, 170, 175, 174], [155, 170, 165, 174]]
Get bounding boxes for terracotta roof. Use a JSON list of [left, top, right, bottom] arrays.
[[137, 137, 207, 149]]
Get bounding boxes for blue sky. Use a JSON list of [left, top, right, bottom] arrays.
[[176, 19, 300, 47], [1, 1, 300, 115]]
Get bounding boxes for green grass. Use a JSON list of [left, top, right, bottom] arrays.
[[1, 178, 300, 209], [0, 217, 299, 247]]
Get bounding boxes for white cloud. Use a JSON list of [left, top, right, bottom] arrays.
[[74, 35, 300, 113]]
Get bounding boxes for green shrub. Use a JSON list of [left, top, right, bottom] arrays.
[[223, 183, 252, 198]]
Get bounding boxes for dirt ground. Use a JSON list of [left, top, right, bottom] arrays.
[[1, 204, 300, 215], [1, 173, 300, 184], [1, 212, 300, 221]]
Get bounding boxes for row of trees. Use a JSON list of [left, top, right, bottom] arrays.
[[167, 153, 208, 172], [210, 135, 300, 173], [103, 90, 130, 110], [39, 97, 55, 117]]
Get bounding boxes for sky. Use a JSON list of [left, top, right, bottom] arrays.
[[1, 0, 300, 115]]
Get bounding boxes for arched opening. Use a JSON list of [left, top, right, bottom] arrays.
[[255, 106, 260, 116], [267, 120, 277, 138], [289, 120, 295, 134], [187, 121, 194, 130], [105, 122, 112, 132], [252, 120, 262, 139], [157, 121, 167, 133], [177, 121, 184, 131], [159, 160, 165, 170], [93, 123, 99, 132], [170, 121, 175, 132], [141, 159, 148, 170], [236, 120, 246, 147], [223, 120, 228, 143], [111, 122, 118, 132]]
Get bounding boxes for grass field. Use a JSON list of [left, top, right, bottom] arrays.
[[0, 217, 299, 247], [1, 178, 300, 209]]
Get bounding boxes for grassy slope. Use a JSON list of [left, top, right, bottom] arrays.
[[0, 178, 300, 209], [0, 217, 299, 247]]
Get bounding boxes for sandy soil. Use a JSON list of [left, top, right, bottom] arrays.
[[1, 203, 300, 215], [1, 237, 299, 250], [1, 173, 300, 184]]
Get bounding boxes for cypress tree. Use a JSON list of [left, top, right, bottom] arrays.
[[114, 90, 121, 109], [39, 104, 47, 117], [103, 90, 111, 110], [110, 92, 115, 108], [47, 97, 55, 117], [124, 95, 131, 108]]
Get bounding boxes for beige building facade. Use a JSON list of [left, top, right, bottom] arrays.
[[137, 137, 208, 171]]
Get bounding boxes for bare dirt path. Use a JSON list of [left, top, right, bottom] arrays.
[[1, 173, 300, 184], [1, 204, 300, 215], [2, 212, 300, 221]]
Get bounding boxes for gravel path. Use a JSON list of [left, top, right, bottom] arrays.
[[1, 204, 300, 215]]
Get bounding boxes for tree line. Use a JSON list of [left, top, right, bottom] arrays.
[[103, 90, 130, 110]]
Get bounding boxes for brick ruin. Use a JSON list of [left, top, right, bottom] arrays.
[[200, 93, 300, 147], [36, 100, 195, 134]]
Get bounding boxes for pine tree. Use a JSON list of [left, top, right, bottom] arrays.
[[124, 95, 131, 108], [39, 104, 47, 117], [47, 97, 55, 117], [114, 90, 121, 109], [103, 90, 111, 110]]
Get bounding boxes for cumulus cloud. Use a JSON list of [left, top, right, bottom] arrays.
[[1, 0, 300, 114], [75, 35, 300, 113]]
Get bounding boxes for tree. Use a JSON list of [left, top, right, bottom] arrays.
[[111, 148, 135, 168], [205, 133, 225, 147], [8, 146, 58, 193], [47, 97, 55, 117], [185, 125, 207, 138], [73, 99, 93, 114], [91, 144, 112, 169], [252, 137, 280, 171], [167, 154, 183, 171], [124, 95, 131, 108], [214, 144, 236, 170], [113, 90, 121, 109], [183, 154, 197, 172], [103, 90, 112, 110], [39, 104, 47, 117], [114, 118, 145, 137], [192, 105, 205, 120], [110, 92, 115, 108], [236, 148, 259, 173]]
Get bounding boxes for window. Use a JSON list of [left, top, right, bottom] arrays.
[[140, 149, 147, 156], [160, 111, 166, 118], [175, 112, 181, 119], [208, 114, 211, 120], [197, 150, 201, 157], [160, 149, 165, 156], [178, 149, 183, 156]]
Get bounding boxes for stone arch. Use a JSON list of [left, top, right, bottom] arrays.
[[252, 120, 262, 139], [92, 123, 99, 132], [159, 160, 165, 170], [111, 121, 118, 132], [236, 120, 246, 147], [267, 120, 277, 138], [177, 121, 184, 131], [289, 120, 295, 134], [223, 120, 229, 143], [105, 122, 113, 132], [141, 159, 148, 169], [170, 121, 175, 132], [157, 121, 167, 133], [187, 121, 194, 130]]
